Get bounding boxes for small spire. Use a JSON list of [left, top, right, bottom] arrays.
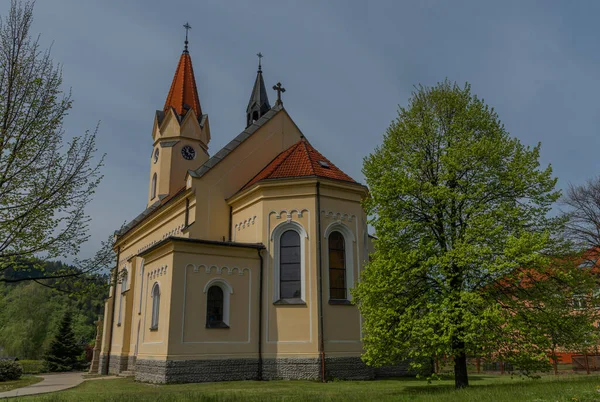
[[246, 53, 271, 127], [183, 22, 191, 54], [257, 52, 263, 72]]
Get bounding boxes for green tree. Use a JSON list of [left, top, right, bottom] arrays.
[[0, 262, 108, 359], [354, 80, 588, 388], [0, 1, 114, 287], [45, 310, 82, 372]]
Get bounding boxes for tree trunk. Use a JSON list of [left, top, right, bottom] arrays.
[[454, 351, 469, 389], [552, 358, 558, 375], [476, 357, 481, 374], [584, 351, 590, 375]]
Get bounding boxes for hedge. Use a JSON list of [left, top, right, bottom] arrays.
[[0, 360, 22, 382], [19, 360, 45, 374]]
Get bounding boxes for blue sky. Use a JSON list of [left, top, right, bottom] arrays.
[[4, 0, 600, 260]]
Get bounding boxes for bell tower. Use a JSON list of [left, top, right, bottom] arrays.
[[246, 53, 271, 127], [148, 23, 211, 206]]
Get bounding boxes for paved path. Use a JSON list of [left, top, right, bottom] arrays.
[[0, 372, 84, 399]]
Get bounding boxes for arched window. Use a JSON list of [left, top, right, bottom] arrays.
[[252, 111, 259, 122], [151, 173, 157, 199], [280, 230, 301, 299], [328, 231, 346, 300], [206, 286, 227, 328], [203, 279, 232, 328], [150, 283, 160, 330], [325, 223, 355, 302], [117, 269, 128, 325]]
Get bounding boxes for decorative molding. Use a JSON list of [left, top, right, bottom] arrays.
[[186, 263, 250, 276], [234, 216, 257, 231], [136, 223, 186, 255], [274, 209, 305, 222], [148, 265, 168, 280], [203, 278, 234, 294], [320, 210, 355, 223], [159, 140, 180, 148]]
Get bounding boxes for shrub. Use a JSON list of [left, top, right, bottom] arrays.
[[0, 360, 22, 382], [19, 360, 45, 374]]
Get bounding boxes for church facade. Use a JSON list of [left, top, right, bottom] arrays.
[[98, 37, 406, 383]]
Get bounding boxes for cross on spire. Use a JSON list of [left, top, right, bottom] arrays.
[[273, 82, 285, 106], [183, 22, 192, 53], [257, 52, 263, 72]]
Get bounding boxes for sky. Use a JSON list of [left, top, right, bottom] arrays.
[[3, 0, 600, 260]]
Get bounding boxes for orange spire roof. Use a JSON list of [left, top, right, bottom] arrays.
[[163, 52, 202, 118], [241, 138, 356, 191]]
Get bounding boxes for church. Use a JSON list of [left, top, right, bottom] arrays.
[[98, 29, 407, 383]]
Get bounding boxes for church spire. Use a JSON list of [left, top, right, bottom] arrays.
[[163, 23, 203, 118], [246, 52, 271, 127]]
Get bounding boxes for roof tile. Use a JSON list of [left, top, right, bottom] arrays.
[[241, 138, 356, 191], [163, 52, 202, 118]]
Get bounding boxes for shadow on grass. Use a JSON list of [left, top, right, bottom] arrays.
[[401, 374, 595, 396]]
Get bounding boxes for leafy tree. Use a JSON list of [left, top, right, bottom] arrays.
[[44, 310, 82, 372], [0, 262, 107, 360], [354, 80, 590, 388], [0, 0, 114, 286]]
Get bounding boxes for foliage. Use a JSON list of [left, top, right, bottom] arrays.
[[0, 1, 114, 288], [18, 375, 600, 402], [0, 262, 107, 360], [0, 360, 22, 381], [19, 360, 44, 374], [44, 311, 83, 372], [354, 80, 595, 388]]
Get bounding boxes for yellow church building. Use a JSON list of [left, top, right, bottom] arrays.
[[98, 32, 407, 383]]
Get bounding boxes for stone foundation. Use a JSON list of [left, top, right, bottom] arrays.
[[136, 358, 258, 383], [98, 354, 108, 375], [133, 356, 416, 384], [127, 355, 137, 371], [107, 354, 129, 375], [325, 357, 375, 380], [375, 361, 413, 378], [262, 358, 321, 380]]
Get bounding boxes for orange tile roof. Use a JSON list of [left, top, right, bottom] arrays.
[[241, 138, 356, 191], [163, 52, 202, 118]]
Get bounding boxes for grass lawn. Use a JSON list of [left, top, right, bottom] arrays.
[[16, 374, 600, 402], [0, 375, 43, 393]]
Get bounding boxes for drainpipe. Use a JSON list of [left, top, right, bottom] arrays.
[[257, 249, 264, 380], [229, 206, 233, 241], [316, 181, 326, 382], [105, 244, 121, 375]]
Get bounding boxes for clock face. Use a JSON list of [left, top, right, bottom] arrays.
[[153, 148, 159, 164], [181, 145, 196, 160]]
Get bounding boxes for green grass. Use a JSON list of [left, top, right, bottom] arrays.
[[13, 374, 600, 402], [0, 375, 43, 393]]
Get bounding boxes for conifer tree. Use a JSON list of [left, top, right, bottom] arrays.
[[45, 310, 82, 372]]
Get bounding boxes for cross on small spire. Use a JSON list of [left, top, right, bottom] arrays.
[[183, 22, 192, 53], [273, 82, 285, 106], [257, 52, 263, 72]]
